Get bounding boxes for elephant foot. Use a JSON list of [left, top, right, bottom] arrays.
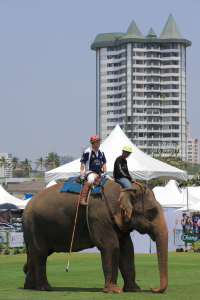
[[36, 283, 52, 291], [24, 281, 36, 290], [103, 284, 123, 294], [123, 282, 142, 292]]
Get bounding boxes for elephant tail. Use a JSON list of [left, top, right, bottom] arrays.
[[23, 238, 29, 274]]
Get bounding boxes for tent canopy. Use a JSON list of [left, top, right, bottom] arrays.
[[0, 185, 26, 210], [45, 125, 187, 182], [153, 180, 200, 208]]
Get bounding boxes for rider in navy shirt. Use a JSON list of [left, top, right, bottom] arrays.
[[79, 135, 107, 205]]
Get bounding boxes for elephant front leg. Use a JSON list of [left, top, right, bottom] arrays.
[[119, 235, 141, 292], [101, 247, 123, 294]]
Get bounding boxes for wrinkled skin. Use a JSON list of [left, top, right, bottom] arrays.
[[22, 181, 168, 293]]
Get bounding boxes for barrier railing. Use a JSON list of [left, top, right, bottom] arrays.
[[174, 229, 200, 252], [0, 229, 26, 255]]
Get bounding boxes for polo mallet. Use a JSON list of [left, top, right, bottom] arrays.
[[66, 183, 83, 272]]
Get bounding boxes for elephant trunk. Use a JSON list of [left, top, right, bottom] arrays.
[[151, 210, 168, 293]]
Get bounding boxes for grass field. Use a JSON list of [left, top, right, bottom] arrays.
[[0, 251, 199, 300]]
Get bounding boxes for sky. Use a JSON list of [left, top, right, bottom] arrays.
[[0, 0, 200, 167]]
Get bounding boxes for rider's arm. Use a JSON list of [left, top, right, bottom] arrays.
[[102, 164, 106, 172], [118, 163, 132, 181], [80, 163, 85, 175]]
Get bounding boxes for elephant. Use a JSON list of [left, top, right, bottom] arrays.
[[22, 180, 168, 294]]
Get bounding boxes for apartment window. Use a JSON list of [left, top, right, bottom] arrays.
[[107, 126, 115, 130], [136, 76, 143, 81], [162, 44, 171, 49], [172, 117, 179, 121], [172, 61, 179, 65], [135, 68, 144, 73], [162, 61, 171, 65], [172, 69, 179, 73], [107, 111, 118, 115], [136, 109, 144, 113], [107, 102, 118, 107], [173, 133, 179, 137], [172, 77, 179, 81], [163, 77, 171, 82], [163, 109, 171, 113], [172, 85, 179, 89], [162, 53, 171, 57], [172, 93, 179, 97], [172, 52, 179, 57], [163, 85, 171, 89], [163, 133, 171, 137]]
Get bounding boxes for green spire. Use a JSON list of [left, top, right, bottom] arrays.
[[160, 14, 183, 39], [147, 27, 157, 37], [123, 20, 145, 39]]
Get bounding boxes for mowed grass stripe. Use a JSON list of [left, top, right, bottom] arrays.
[[0, 252, 199, 300]]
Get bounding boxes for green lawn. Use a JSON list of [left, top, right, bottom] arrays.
[[0, 251, 199, 300]]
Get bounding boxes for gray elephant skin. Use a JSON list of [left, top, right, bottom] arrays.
[[22, 180, 168, 294]]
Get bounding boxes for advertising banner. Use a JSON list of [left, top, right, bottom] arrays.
[[10, 232, 23, 248]]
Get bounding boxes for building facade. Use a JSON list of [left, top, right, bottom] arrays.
[[91, 14, 191, 159], [57, 153, 77, 166], [186, 122, 199, 164], [0, 152, 12, 178]]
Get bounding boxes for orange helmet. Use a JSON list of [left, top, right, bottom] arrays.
[[90, 135, 102, 144]]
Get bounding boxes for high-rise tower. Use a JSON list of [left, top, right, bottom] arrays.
[[91, 14, 191, 159]]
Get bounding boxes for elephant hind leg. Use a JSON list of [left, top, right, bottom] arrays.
[[35, 255, 52, 291], [24, 248, 36, 290]]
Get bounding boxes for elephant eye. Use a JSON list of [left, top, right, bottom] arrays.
[[146, 207, 158, 221]]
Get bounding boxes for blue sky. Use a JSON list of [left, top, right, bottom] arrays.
[[0, 0, 199, 165]]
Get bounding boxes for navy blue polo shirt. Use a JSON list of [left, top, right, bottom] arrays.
[[80, 147, 106, 172]]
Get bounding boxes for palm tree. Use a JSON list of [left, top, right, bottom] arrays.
[[10, 157, 19, 170], [36, 157, 45, 171], [45, 152, 60, 170], [21, 158, 32, 171], [0, 157, 9, 168]]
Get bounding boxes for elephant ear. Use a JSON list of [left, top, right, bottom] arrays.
[[118, 188, 137, 222]]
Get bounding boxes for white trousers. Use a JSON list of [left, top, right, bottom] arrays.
[[85, 171, 100, 184], [85, 170, 114, 183]]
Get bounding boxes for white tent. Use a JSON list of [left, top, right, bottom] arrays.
[[0, 185, 26, 210], [45, 125, 187, 182], [46, 180, 57, 188], [188, 187, 200, 200], [154, 180, 200, 208]]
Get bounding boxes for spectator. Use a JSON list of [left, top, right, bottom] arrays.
[[181, 213, 196, 252]]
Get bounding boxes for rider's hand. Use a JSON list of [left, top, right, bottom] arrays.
[[131, 178, 136, 183], [103, 172, 107, 178], [80, 174, 85, 182]]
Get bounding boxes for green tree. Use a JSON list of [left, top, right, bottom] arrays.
[[36, 157, 45, 171], [10, 157, 19, 170], [0, 157, 9, 168], [21, 158, 32, 171], [45, 152, 60, 170]]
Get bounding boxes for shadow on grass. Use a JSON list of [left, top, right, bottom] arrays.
[[18, 287, 102, 293], [18, 286, 153, 293]]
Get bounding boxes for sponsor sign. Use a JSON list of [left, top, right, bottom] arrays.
[[181, 233, 199, 243], [10, 232, 23, 248]]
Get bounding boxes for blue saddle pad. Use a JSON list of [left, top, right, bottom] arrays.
[[60, 177, 109, 195]]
